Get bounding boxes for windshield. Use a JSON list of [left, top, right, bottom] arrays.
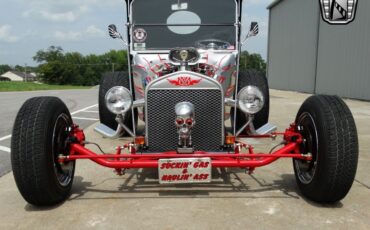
[[131, 0, 237, 51]]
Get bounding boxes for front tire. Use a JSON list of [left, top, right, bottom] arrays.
[[232, 70, 269, 133], [11, 97, 75, 206], [293, 95, 358, 203], [98, 72, 137, 136]]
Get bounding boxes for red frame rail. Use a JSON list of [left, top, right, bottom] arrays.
[[60, 124, 310, 170]]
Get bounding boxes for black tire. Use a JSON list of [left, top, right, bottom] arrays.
[[11, 97, 75, 206], [293, 95, 358, 203], [98, 71, 137, 135], [232, 70, 269, 133]]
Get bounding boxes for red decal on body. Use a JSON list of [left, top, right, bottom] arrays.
[[132, 71, 139, 77], [135, 64, 146, 71], [158, 54, 171, 68], [145, 77, 152, 84], [218, 76, 226, 84], [225, 85, 235, 97], [222, 64, 236, 72], [218, 55, 227, 70], [168, 76, 202, 87], [134, 85, 144, 96]]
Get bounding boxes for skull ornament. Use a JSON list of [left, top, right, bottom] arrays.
[[175, 102, 195, 148]]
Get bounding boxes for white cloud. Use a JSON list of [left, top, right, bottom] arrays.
[[86, 25, 105, 37], [54, 31, 82, 41], [18, 0, 122, 8], [23, 9, 77, 23], [22, 1, 96, 23], [40, 11, 76, 23], [19, 0, 123, 24], [79, 5, 91, 14], [54, 25, 105, 41], [20, 0, 122, 21], [0, 25, 20, 43]]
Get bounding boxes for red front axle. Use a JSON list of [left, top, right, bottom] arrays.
[[61, 124, 309, 170], [65, 142, 307, 168]]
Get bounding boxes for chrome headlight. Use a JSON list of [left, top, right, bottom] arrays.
[[238, 86, 264, 114], [105, 86, 132, 115]]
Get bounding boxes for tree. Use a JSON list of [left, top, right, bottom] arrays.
[[34, 46, 66, 84], [0, 65, 11, 75], [33, 46, 129, 86], [33, 46, 64, 63], [101, 50, 128, 72], [239, 51, 267, 74]]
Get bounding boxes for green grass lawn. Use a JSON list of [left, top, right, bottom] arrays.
[[0, 82, 91, 92]]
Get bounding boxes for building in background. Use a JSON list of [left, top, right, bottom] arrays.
[[267, 0, 370, 100], [0, 71, 37, 82]]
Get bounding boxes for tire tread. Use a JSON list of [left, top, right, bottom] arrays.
[[294, 95, 358, 203], [11, 97, 74, 206], [233, 70, 269, 132], [98, 71, 136, 134]]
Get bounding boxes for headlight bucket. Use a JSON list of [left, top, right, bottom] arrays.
[[237, 86, 264, 114], [105, 86, 132, 115]]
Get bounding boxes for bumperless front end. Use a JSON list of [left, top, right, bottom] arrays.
[[10, 0, 358, 206]]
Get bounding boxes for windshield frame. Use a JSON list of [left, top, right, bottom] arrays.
[[128, 0, 240, 53]]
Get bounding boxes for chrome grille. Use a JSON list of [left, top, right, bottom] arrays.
[[146, 89, 223, 152]]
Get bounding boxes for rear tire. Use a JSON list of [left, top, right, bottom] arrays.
[[11, 97, 75, 206], [232, 70, 269, 134], [98, 71, 137, 136], [293, 95, 358, 203]]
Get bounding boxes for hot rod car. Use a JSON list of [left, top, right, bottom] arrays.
[[11, 0, 358, 206]]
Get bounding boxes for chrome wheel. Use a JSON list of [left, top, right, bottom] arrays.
[[294, 112, 319, 184], [52, 113, 75, 187]]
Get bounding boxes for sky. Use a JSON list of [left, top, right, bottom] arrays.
[[0, 0, 273, 66]]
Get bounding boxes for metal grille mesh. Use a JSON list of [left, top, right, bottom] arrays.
[[147, 89, 223, 152]]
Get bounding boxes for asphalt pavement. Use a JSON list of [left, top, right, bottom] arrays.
[[0, 88, 99, 177], [0, 89, 369, 229]]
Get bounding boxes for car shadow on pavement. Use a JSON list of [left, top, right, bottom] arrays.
[[23, 169, 343, 211], [68, 169, 303, 201], [24, 201, 66, 212], [22, 169, 343, 211]]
